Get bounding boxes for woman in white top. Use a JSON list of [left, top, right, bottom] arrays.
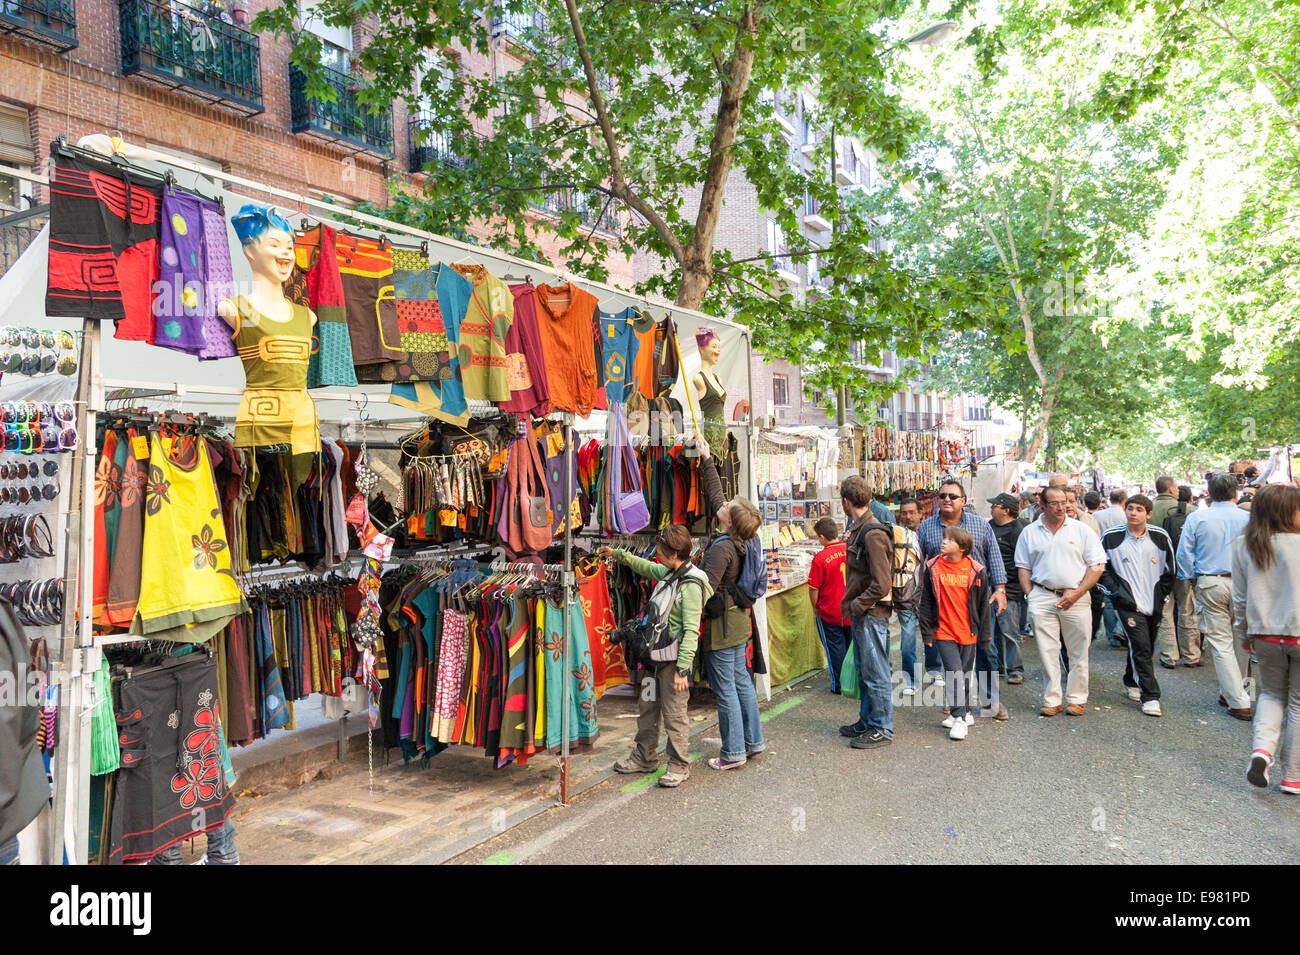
[[1232, 484, 1300, 793]]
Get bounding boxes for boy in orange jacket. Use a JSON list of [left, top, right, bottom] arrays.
[[920, 527, 994, 740]]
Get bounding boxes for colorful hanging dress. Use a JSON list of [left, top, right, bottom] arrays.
[[542, 598, 599, 753], [131, 432, 248, 643]]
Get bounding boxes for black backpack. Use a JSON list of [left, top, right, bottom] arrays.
[[611, 563, 705, 667], [1163, 503, 1192, 552]]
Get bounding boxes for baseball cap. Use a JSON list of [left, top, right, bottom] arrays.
[[987, 493, 1018, 509]]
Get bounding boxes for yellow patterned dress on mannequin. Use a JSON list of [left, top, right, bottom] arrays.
[[231, 295, 319, 455]]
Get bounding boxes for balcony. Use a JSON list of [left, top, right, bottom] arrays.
[[290, 62, 393, 157], [119, 0, 262, 115], [491, 8, 544, 47], [0, 0, 76, 52], [802, 193, 831, 232], [408, 111, 469, 173], [532, 187, 621, 234]]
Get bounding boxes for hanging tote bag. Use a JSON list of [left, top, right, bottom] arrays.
[[609, 401, 651, 534], [521, 420, 553, 552]]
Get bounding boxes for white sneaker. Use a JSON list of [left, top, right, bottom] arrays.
[[902, 686, 916, 697], [933, 676, 945, 687], [964, 712, 975, 725], [941, 715, 956, 728], [1141, 700, 1162, 717], [949, 718, 968, 740], [1127, 686, 1141, 702]]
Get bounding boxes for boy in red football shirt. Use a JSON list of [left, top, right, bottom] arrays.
[[809, 517, 852, 694], [920, 527, 993, 739]]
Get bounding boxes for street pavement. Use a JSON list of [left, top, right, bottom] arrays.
[[453, 639, 1299, 864]]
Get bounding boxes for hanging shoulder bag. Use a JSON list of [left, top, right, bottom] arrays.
[[609, 401, 650, 534]]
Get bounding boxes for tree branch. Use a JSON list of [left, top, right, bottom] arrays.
[[560, 0, 685, 263]]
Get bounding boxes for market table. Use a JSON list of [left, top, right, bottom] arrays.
[[762, 581, 828, 686]]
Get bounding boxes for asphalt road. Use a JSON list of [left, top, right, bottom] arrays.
[[453, 639, 1298, 865]]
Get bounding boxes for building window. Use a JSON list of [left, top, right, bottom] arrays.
[[772, 374, 789, 407]]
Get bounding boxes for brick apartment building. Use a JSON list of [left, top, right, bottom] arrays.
[[0, 0, 629, 279]]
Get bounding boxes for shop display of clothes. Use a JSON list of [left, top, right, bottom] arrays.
[[213, 576, 356, 746], [369, 563, 598, 765]]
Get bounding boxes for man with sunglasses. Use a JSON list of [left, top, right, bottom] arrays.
[[917, 481, 1010, 719], [1013, 485, 1108, 716]]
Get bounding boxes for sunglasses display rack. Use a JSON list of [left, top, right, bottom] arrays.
[[0, 327, 79, 380]]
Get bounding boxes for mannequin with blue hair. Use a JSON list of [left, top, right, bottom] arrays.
[[218, 204, 320, 455]]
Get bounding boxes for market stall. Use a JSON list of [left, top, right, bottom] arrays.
[[0, 131, 756, 865]]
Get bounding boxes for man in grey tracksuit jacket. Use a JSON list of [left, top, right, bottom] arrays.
[[1099, 494, 1177, 711]]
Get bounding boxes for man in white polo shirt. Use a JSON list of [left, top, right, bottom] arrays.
[[1014, 485, 1108, 716]]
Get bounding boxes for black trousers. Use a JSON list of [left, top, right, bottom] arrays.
[[936, 640, 977, 718], [1119, 608, 1162, 702]]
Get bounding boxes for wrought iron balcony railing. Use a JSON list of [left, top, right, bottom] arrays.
[[408, 111, 470, 172], [290, 62, 393, 156], [119, 0, 262, 114], [0, 0, 76, 52]]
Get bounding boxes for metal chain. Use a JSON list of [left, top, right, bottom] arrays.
[[366, 687, 375, 794]]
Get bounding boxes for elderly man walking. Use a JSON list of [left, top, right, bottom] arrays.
[[917, 480, 1009, 719], [1014, 485, 1107, 716], [1152, 477, 1201, 668], [1176, 473, 1253, 720]]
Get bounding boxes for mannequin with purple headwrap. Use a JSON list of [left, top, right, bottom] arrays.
[[692, 327, 727, 450]]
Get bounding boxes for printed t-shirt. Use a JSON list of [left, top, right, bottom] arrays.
[[599, 307, 639, 404], [630, 309, 657, 400], [499, 284, 551, 416], [387, 256, 471, 423], [652, 315, 681, 396], [534, 282, 598, 417], [451, 264, 513, 401], [809, 542, 850, 626], [46, 153, 162, 335], [935, 557, 975, 645], [335, 231, 406, 370], [285, 223, 358, 387]]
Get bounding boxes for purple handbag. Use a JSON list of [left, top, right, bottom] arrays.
[[609, 401, 650, 534]]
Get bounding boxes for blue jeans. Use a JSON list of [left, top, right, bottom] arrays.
[[0, 836, 18, 866], [852, 614, 894, 738], [898, 608, 940, 687], [150, 816, 239, 865], [818, 618, 851, 693], [705, 645, 764, 761], [994, 598, 1024, 676]]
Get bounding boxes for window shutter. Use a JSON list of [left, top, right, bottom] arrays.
[[0, 105, 33, 167]]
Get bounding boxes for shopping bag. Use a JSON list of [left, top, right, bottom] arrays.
[[839, 646, 861, 700]]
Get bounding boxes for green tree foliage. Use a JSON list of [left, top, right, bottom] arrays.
[[861, 17, 1177, 463], [253, 0, 992, 414]]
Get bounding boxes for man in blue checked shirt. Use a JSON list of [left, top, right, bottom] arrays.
[[1175, 473, 1253, 719], [917, 480, 1010, 719]]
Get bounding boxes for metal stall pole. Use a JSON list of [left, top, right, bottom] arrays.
[[559, 412, 575, 805], [48, 318, 101, 865]]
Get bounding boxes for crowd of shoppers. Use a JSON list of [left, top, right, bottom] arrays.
[[602, 447, 1295, 798]]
